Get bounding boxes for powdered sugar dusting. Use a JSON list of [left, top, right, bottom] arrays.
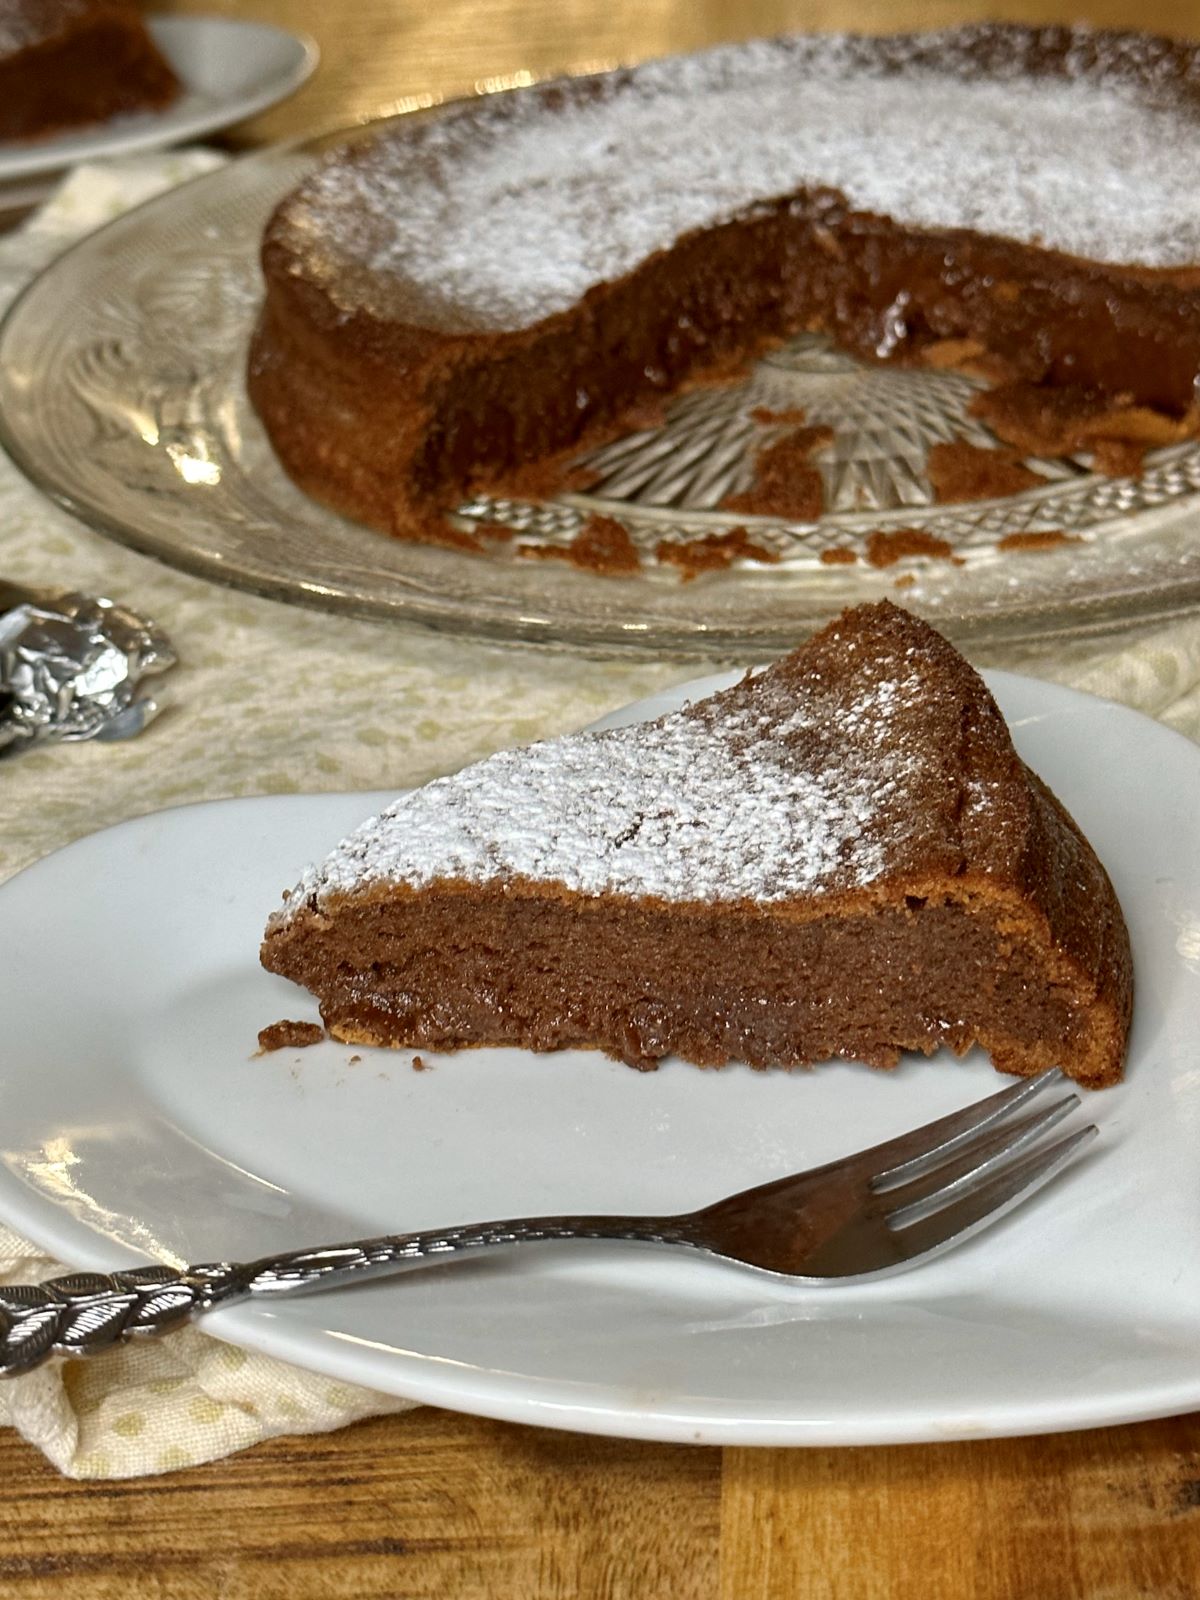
[[280, 26, 1200, 332], [276, 661, 938, 918]]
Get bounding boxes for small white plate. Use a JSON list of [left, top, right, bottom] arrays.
[[1, 670, 1198, 1446], [0, 16, 317, 185]]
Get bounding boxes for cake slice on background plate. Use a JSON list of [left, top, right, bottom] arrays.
[[261, 603, 1132, 1088], [0, 0, 180, 143]]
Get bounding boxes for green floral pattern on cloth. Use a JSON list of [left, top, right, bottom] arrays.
[[4, 155, 1200, 1479]]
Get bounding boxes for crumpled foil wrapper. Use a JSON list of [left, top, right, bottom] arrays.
[[0, 587, 177, 759]]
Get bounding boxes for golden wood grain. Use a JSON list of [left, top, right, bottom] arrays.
[[722, 1417, 1200, 1600], [5, 2, 1200, 1593], [5, 1404, 1200, 1597], [158, 0, 1200, 145], [0, 1409, 720, 1599]]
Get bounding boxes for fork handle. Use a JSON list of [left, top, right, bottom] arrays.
[[0, 1214, 697, 1377]]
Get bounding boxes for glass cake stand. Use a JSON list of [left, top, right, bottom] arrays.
[[3, 121, 1200, 658]]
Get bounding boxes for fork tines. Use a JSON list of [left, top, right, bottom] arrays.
[[867, 1069, 1096, 1265]]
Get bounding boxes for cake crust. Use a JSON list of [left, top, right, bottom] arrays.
[[261, 603, 1133, 1088], [248, 23, 1200, 546]]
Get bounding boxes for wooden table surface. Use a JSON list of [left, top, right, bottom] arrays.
[[6, 1, 1200, 1594]]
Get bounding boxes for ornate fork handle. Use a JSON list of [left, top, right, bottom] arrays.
[[0, 1215, 695, 1377]]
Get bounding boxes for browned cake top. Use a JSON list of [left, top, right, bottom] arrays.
[[267, 24, 1200, 334], [271, 603, 1034, 921]]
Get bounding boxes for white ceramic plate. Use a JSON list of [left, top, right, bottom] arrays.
[[0, 16, 317, 189], [1, 670, 1198, 1446]]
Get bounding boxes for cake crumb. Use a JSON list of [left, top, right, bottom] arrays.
[[411, 1054, 432, 1071], [996, 529, 1083, 552], [519, 514, 641, 575], [560, 461, 605, 492], [926, 439, 1043, 503], [1089, 438, 1148, 478], [348, 1054, 362, 1064], [429, 518, 486, 552], [919, 338, 1020, 384], [749, 405, 809, 426], [656, 526, 779, 579], [721, 425, 833, 521], [258, 1020, 325, 1053], [865, 527, 962, 567], [617, 394, 672, 431]]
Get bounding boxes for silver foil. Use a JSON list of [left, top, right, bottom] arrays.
[[0, 588, 177, 759]]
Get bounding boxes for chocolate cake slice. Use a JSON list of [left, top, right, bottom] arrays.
[[261, 604, 1132, 1087], [0, 1, 180, 144]]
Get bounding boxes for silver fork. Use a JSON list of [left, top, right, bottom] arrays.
[[0, 1069, 1094, 1377]]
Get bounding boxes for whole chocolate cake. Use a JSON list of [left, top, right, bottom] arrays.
[[249, 23, 1200, 549], [0, 0, 180, 143], [261, 603, 1133, 1088]]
